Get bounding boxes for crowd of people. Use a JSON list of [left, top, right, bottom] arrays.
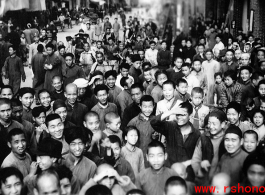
[[1, 9, 265, 195]]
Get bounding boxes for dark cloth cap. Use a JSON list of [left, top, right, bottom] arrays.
[[131, 54, 141, 62], [239, 65, 253, 73], [243, 151, 265, 175], [18, 87, 35, 97], [64, 127, 87, 144], [53, 99, 66, 111], [64, 52, 74, 59], [225, 124, 242, 139], [32, 106, 46, 117], [34, 137, 62, 158]]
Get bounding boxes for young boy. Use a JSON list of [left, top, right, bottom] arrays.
[[239, 66, 252, 87], [213, 72, 224, 107], [62, 52, 86, 86], [38, 89, 53, 115], [164, 176, 188, 195], [51, 75, 66, 101], [243, 130, 258, 153], [32, 106, 48, 145], [210, 173, 231, 195], [103, 112, 123, 142], [18, 87, 35, 123], [79, 42, 96, 76], [129, 54, 142, 84], [156, 80, 182, 121], [108, 135, 135, 183], [142, 68, 152, 91], [0, 167, 24, 195], [116, 62, 134, 90], [175, 79, 190, 102], [105, 70, 122, 104], [190, 87, 210, 132], [64, 126, 97, 187], [220, 70, 243, 108], [191, 59, 207, 93], [0, 85, 13, 99], [181, 63, 200, 95], [1, 128, 31, 177], [3, 45, 26, 96], [215, 125, 248, 185], [171, 163, 195, 195], [136, 141, 177, 195], [91, 84, 118, 130]]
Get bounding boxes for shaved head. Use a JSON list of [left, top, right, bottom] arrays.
[[211, 173, 231, 195], [171, 163, 187, 179], [96, 163, 113, 175], [65, 83, 77, 93]]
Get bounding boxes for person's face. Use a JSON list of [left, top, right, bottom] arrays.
[[260, 102, 265, 111], [77, 87, 86, 98], [253, 112, 264, 127], [228, 38, 232, 45], [150, 43, 155, 50], [191, 93, 203, 107], [176, 108, 190, 126], [0, 88, 13, 99], [157, 74, 167, 86], [60, 178, 71, 195], [140, 101, 154, 117], [181, 66, 191, 77], [177, 83, 188, 95], [34, 36, 39, 43], [245, 45, 250, 52], [47, 118, 64, 139], [39, 92, 51, 108], [186, 41, 192, 48], [96, 54, 103, 63], [253, 76, 264, 87], [138, 51, 144, 59], [35, 175, 60, 195], [225, 51, 234, 62], [11, 106, 23, 121], [46, 47, 53, 55], [198, 46, 204, 53], [54, 107, 67, 123], [193, 61, 202, 72], [69, 138, 85, 158], [181, 40, 186, 47], [37, 156, 55, 171], [163, 84, 174, 101], [258, 51, 265, 61], [19, 93, 34, 108], [98, 170, 115, 189], [65, 87, 77, 104], [259, 84, 265, 97], [161, 43, 167, 50], [106, 29, 110, 34], [249, 36, 254, 42], [131, 88, 143, 104], [241, 56, 250, 66], [106, 76, 116, 88], [52, 78, 63, 91], [0, 104, 12, 122], [240, 69, 251, 82], [0, 176, 22, 195], [174, 59, 183, 69], [59, 48, 65, 56], [96, 90, 108, 105], [225, 133, 242, 154], [147, 147, 167, 171], [208, 116, 224, 135], [97, 42, 102, 48], [260, 62, 265, 71], [234, 50, 241, 60], [125, 129, 138, 146], [247, 164, 265, 187], [8, 48, 15, 56], [215, 75, 222, 84], [133, 61, 141, 69], [121, 68, 129, 77], [108, 117, 121, 132], [84, 116, 100, 133], [108, 39, 113, 45], [144, 71, 152, 82], [34, 112, 46, 126], [243, 134, 258, 153], [224, 76, 233, 87], [205, 52, 213, 60], [165, 185, 187, 195], [216, 37, 221, 43], [226, 108, 240, 125], [8, 134, 26, 156], [110, 142, 121, 160], [41, 30, 46, 36], [65, 56, 73, 67]]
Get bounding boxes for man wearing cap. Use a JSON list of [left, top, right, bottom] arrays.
[[215, 125, 248, 185], [219, 49, 238, 75], [73, 78, 91, 106], [129, 54, 142, 83], [29, 32, 45, 64]]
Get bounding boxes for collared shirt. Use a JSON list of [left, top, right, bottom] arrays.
[[213, 41, 225, 52], [64, 154, 97, 187], [190, 104, 210, 130], [114, 157, 136, 184], [183, 74, 200, 95], [91, 102, 118, 130], [191, 70, 208, 90], [145, 48, 158, 66], [136, 167, 177, 195], [220, 61, 238, 74], [65, 101, 88, 127], [175, 90, 190, 102], [156, 97, 182, 121]]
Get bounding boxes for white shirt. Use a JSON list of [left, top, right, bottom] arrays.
[[115, 73, 134, 90], [183, 74, 200, 95], [145, 48, 158, 66], [213, 41, 225, 52]]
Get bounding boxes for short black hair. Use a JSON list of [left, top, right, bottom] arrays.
[[37, 44, 44, 52], [119, 62, 130, 71], [226, 101, 241, 114], [11, 98, 22, 107], [105, 70, 117, 79], [181, 63, 191, 69], [54, 165, 73, 181], [108, 135, 121, 148], [147, 140, 165, 154], [0, 85, 13, 94], [120, 76, 130, 88], [162, 80, 175, 89], [165, 176, 187, 193], [94, 84, 109, 96], [176, 78, 188, 86], [251, 71, 263, 80], [258, 80, 265, 89], [224, 70, 237, 81], [85, 185, 112, 195], [38, 89, 51, 99], [124, 126, 140, 140], [7, 128, 25, 143], [243, 130, 259, 141], [0, 98, 11, 107], [0, 167, 23, 185], [131, 83, 144, 92], [45, 113, 61, 126], [179, 101, 193, 115], [214, 72, 222, 79], [154, 70, 167, 81], [126, 189, 145, 195], [140, 95, 154, 106], [191, 87, 204, 97]]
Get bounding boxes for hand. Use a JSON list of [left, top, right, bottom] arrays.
[[201, 160, 211, 172], [92, 131, 102, 143], [29, 161, 38, 176]]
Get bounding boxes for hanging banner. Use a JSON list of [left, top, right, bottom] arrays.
[[0, 0, 29, 17], [28, 0, 46, 11]]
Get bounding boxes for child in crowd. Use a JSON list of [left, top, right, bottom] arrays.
[[51, 75, 66, 101], [151, 70, 168, 103], [108, 135, 135, 183], [103, 112, 123, 142], [215, 125, 248, 185], [121, 126, 145, 177], [156, 80, 182, 121], [38, 89, 53, 115], [1, 128, 31, 178], [181, 63, 200, 95], [175, 78, 190, 102], [166, 57, 184, 84], [243, 130, 259, 153], [213, 72, 224, 107], [116, 62, 134, 90], [104, 70, 122, 104], [129, 54, 142, 84], [171, 163, 195, 195], [117, 77, 133, 117], [239, 66, 252, 87], [18, 87, 35, 123], [32, 106, 48, 145], [190, 87, 210, 132], [146, 67, 159, 95], [142, 67, 152, 91], [164, 176, 188, 195], [91, 84, 118, 130], [191, 59, 207, 93], [252, 109, 265, 142], [136, 141, 177, 195], [210, 173, 231, 195]]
